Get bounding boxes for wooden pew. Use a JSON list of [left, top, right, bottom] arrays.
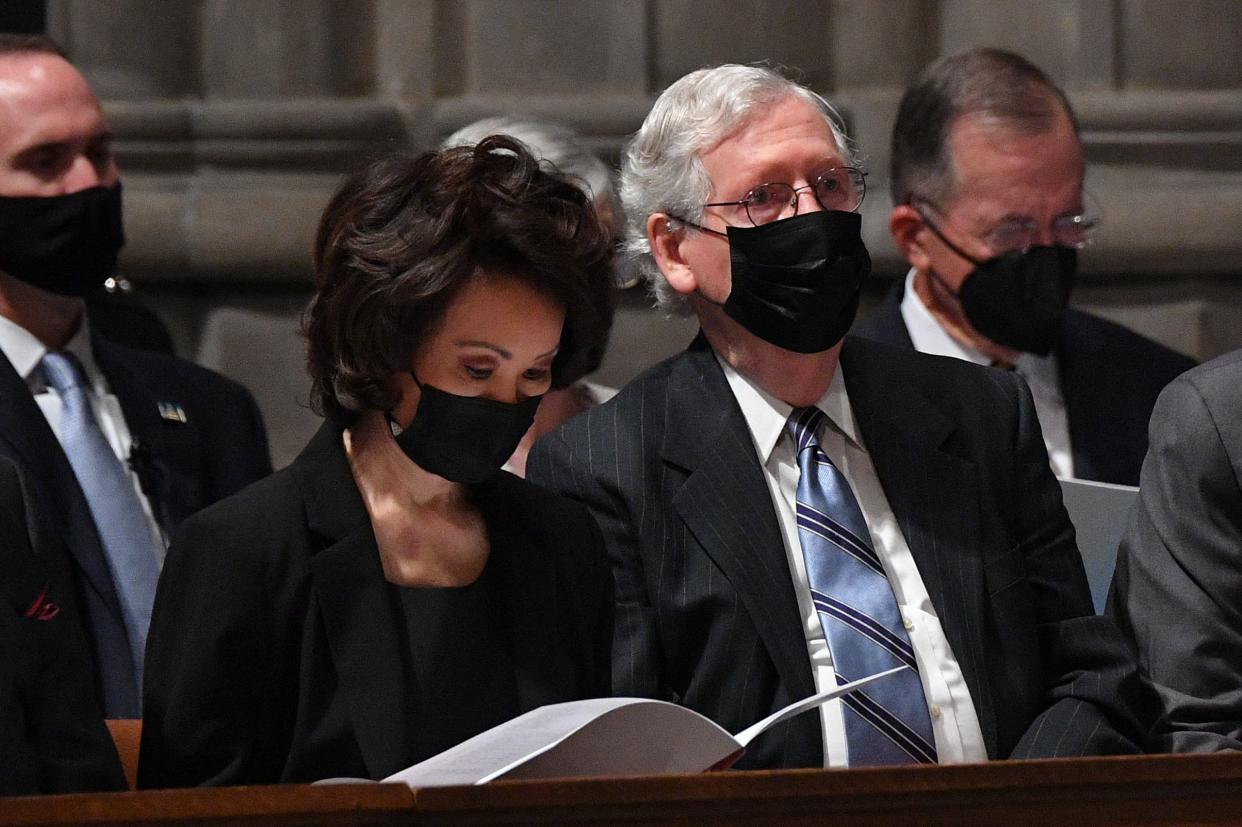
[[5, 753, 1242, 825]]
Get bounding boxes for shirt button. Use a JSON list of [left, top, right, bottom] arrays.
[[930, 704, 942, 719], [903, 617, 914, 631]]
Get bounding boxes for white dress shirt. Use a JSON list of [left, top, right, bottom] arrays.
[[0, 313, 168, 563], [899, 269, 1075, 479], [717, 353, 987, 766]]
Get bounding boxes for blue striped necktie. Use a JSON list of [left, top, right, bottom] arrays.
[[42, 350, 160, 695], [787, 406, 937, 765]]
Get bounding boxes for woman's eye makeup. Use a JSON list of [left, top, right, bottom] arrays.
[[522, 367, 551, 382], [463, 363, 494, 379]]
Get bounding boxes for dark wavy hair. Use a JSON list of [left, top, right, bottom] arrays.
[[305, 135, 614, 423]]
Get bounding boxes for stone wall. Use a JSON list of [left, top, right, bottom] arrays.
[[43, 0, 1242, 466]]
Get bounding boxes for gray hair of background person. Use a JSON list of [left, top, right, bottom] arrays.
[[442, 117, 636, 290], [890, 47, 1080, 209], [442, 116, 620, 222], [620, 64, 857, 314]]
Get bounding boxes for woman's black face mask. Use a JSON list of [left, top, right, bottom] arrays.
[[714, 210, 872, 354], [921, 212, 1075, 357], [390, 373, 541, 484]]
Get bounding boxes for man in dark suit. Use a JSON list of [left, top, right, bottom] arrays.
[[1109, 349, 1242, 753], [0, 35, 272, 719], [853, 48, 1192, 486], [529, 64, 1150, 769], [0, 454, 126, 795]]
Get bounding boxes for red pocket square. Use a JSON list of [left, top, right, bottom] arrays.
[[24, 584, 60, 621]]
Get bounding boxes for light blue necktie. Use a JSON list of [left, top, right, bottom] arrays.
[[787, 406, 937, 765], [42, 350, 160, 694]]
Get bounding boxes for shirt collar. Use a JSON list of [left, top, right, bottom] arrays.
[[0, 311, 103, 393], [899, 267, 1063, 397], [716, 350, 860, 464], [900, 268, 990, 367], [0, 313, 49, 382]]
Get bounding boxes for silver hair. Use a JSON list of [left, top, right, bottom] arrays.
[[620, 64, 858, 313], [441, 116, 618, 218]]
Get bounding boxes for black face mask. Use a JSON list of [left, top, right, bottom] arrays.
[[0, 183, 125, 296], [391, 374, 541, 484], [922, 215, 1075, 357], [721, 210, 871, 354]]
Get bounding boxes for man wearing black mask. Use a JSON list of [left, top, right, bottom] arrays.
[[0, 35, 272, 718], [528, 64, 1150, 769], [855, 48, 1193, 486]]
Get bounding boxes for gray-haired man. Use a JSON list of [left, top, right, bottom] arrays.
[[528, 63, 1150, 769]]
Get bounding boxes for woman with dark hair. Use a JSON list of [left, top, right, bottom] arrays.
[[138, 137, 615, 787]]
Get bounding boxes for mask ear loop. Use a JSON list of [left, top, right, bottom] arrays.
[[387, 371, 425, 436], [914, 205, 984, 267]]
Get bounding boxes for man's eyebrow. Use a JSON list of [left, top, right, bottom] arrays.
[[16, 139, 69, 157], [991, 212, 1038, 228]]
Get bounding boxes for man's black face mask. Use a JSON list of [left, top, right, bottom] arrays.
[[716, 210, 872, 354], [0, 183, 125, 296], [921, 212, 1075, 357]]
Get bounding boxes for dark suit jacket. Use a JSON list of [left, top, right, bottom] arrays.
[[85, 289, 175, 356], [0, 454, 125, 795], [852, 280, 1195, 486], [1108, 349, 1242, 752], [138, 421, 612, 787], [0, 335, 272, 718], [528, 333, 1150, 768]]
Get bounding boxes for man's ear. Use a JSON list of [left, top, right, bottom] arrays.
[[647, 213, 697, 295], [890, 204, 932, 272]]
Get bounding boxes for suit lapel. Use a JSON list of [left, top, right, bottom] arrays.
[[297, 422, 412, 779], [0, 349, 121, 615], [662, 338, 817, 702], [93, 336, 204, 531], [477, 475, 573, 711], [841, 337, 997, 756]]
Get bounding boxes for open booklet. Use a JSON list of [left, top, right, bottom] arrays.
[[330, 665, 906, 788]]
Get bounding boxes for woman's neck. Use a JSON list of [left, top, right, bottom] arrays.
[[344, 410, 488, 588], [344, 410, 463, 509]]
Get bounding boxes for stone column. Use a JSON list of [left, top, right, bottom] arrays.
[[46, 0, 201, 99]]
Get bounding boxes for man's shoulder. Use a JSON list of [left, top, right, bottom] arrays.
[[1163, 348, 1242, 416], [1063, 310, 1195, 376], [565, 344, 708, 431], [843, 333, 1014, 391], [850, 278, 910, 348], [96, 339, 252, 398]]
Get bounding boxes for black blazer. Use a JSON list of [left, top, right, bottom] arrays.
[[528, 334, 1151, 768], [138, 421, 613, 787], [852, 280, 1195, 486], [0, 336, 272, 718], [0, 455, 125, 795]]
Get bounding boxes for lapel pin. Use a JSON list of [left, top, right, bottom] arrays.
[[158, 401, 188, 423]]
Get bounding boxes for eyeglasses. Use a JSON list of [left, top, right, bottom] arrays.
[[913, 197, 1098, 255], [703, 168, 867, 227]]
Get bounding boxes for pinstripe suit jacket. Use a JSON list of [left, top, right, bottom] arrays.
[[528, 333, 1150, 768]]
